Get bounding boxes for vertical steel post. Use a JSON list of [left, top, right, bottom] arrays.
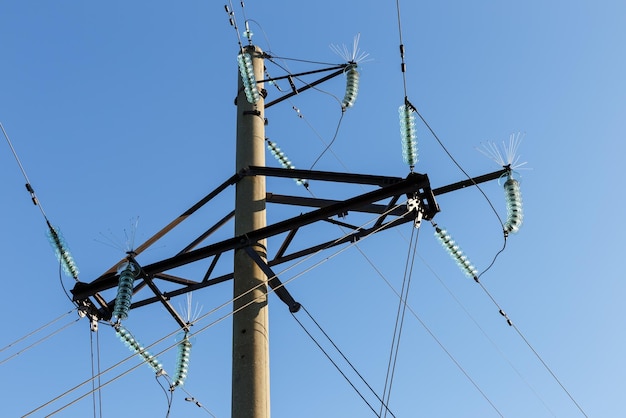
[[232, 45, 270, 418]]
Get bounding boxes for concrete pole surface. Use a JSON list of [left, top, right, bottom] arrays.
[[232, 45, 270, 418]]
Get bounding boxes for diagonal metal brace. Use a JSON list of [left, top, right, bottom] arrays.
[[243, 246, 301, 313], [131, 256, 189, 329]]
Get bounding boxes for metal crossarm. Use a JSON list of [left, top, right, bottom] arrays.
[[71, 166, 506, 322]]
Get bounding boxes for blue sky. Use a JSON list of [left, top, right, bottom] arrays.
[[1, 1, 625, 417]]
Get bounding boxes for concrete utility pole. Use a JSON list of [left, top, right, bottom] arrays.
[[232, 45, 270, 418]]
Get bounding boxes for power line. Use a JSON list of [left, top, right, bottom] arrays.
[[180, 386, 219, 417], [1, 122, 81, 283], [89, 324, 103, 418], [309, 110, 345, 170], [417, 252, 557, 416], [291, 304, 396, 418], [345, 226, 504, 416], [403, 295, 505, 417], [395, 0, 409, 98], [0, 317, 80, 367], [0, 309, 74, 354], [380, 226, 419, 417], [474, 280, 589, 417], [155, 374, 174, 418]]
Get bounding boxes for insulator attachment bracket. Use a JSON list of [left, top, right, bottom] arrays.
[[406, 196, 423, 228], [77, 299, 101, 332]]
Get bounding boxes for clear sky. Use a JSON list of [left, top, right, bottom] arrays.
[[1, 1, 625, 417]]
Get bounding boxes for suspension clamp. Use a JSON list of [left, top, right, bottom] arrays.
[[77, 299, 100, 332], [406, 196, 424, 229]]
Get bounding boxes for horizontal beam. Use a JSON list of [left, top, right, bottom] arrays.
[[244, 166, 404, 187], [266, 193, 407, 216], [432, 168, 508, 196]]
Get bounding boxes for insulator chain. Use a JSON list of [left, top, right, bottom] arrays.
[[503, 175, 523, 235], [112, 261, 139, 321], [237, 52, 261, 104], [399, 104, 418, 169], [434, 224, 478, 280], [115, 324, 164, 375], [342, 64, 360, 110], [46, 226, 80, 280], [171, 331, 193, 388]]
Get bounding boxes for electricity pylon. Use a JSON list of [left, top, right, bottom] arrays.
[[70, 42, 510, 418]]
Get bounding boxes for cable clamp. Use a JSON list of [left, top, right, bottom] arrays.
[[406, 196, 423, 228], [499, 309, 513, 326], [77, 299, 100, 332]]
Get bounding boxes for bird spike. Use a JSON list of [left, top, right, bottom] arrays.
[[476, 132, 528, 171], [180, 293, 203, 325], [329, 33, 370, 64]]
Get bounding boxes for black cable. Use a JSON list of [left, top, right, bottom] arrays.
[[289, 105, 351, 173], [2, 122, 82, 289], [309, 110, 345, 169], [413, 105, 513, 286], [395, 0, 409, 97], [380, 226, 415, 415], [477, 236, 508, 281], [155, 375, 174, 418], [404, 301, 505, 417], [90, 328, 97, 418], [57, 259, 76, 305], [224, 0, 244, 52], [475, 281, 589, 417], [96, 329, 103, 418], [381, 226, 419, 417], [415, 108, 503, 226], [291, 306, 392, 417]]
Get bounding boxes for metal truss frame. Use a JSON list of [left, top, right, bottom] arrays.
[[72, 166, 507, 326]]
